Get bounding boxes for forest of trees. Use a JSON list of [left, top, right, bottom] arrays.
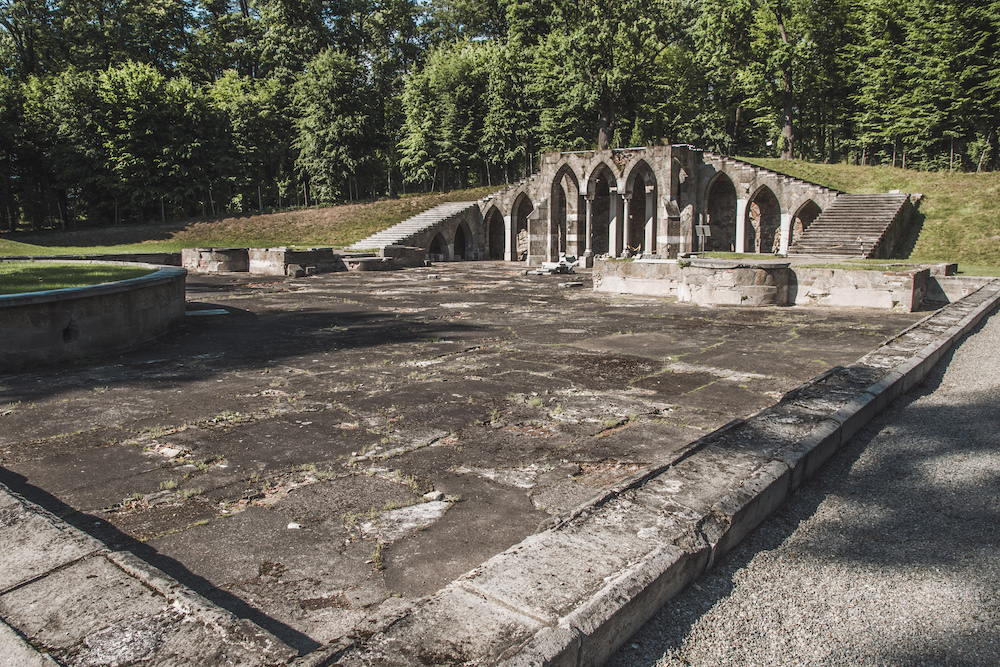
[[1, 0, 998, 231]]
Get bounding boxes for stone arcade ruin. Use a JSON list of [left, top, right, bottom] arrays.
[[477, 145, 841, 265]]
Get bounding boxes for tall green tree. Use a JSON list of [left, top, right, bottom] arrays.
[[293, 48, 375, 203]]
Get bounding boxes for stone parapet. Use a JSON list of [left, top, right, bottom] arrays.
[[0, 262, 186, 372]]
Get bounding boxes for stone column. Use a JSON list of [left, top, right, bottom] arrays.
[[503, 214, 515, 261], [735, 198, 749, 253], [584, 197, 594, 257], [622, 195, 632, 255], [644, 185, 655, 253], [778, 212, 792, 255], [546, 212, 555, 262], [609, 191, 621, 257]]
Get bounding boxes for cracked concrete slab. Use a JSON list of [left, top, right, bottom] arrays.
[[4, 261, 971, 665]]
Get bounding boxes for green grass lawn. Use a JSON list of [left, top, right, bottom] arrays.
[[0, 262, 157, 295]]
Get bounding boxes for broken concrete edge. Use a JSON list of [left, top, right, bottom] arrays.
[[0, 483, 298, 665], [332, 279, 1000, 667], [0, 619, 60, 666]]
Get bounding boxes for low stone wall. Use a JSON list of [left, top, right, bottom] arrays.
[[594, 258, 791, 307], [927, 275, 993, 304], [182, 247, 249, 273], [680, 258, 790, 306], [594, 258, 931, 311], [0, 262, 187, 372], [791, 267, 928, 310], [247, 247, 349, 277]]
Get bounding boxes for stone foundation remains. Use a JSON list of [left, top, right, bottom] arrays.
[[594, 258, 935, 311]]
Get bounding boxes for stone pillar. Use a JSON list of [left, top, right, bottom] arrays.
[[622, 195, 632, 255], [778, 212, 792, 255], [609, 191, 621, 258], [504, 215, 515, 261], [735, 198, 749, 253], [584, 197, 594, 257], [644, 185, 655, 253], [546, 212, 555, 261]]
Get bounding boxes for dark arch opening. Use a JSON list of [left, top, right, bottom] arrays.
[[705, 174, 737, 252], [790, 200, 821, 247], [454, 225, 468, 260], [486, 209, 505, 260], [513, 195, 533, 261], [591, 168, 612, 255], [747, 187, 780, 253], [429, 232, 448, 260]]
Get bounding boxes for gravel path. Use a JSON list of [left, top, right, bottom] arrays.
[[610, 312, 1000, 667]]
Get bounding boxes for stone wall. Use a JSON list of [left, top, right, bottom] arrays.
[[594, 258, 931, 311], [791, 268, 928, 310], [0, 263, 187, 372]]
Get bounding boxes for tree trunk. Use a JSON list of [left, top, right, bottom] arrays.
[[598, 97, 614, 150]]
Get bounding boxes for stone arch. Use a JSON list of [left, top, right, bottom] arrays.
[[585, 162, 617, 256], [484, 206, 505, 260], [453, 222, 472, 260], [703, 172, 738, 252], [550, 164, 582, 259], [512, 192, 534, 262], [429, 232, 448, 260], [623, 160, 657, 254], [789, 199, 821, 247], [746, 186, 781, 254]]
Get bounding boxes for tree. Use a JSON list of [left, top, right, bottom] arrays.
[[293, 49, 375, 203], [528, 0, 676, 150]]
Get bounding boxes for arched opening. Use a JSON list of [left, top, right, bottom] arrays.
[[704, 174, 737, 252], [513, 194, 533, 262], [554, 183, 567, 253], [485, 208, 505, 260], [589, 164, 615, 255], [429, 232, 448, 260], [454, 224, 469, 260], [790, 200, 821, 247], [550, 165, 582, 259], [746, 186, 781, 254], [625, 161, 656, 254]]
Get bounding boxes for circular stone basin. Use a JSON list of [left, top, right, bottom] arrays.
[[682, 258, 791, 306], [0, 260, 187, 372]]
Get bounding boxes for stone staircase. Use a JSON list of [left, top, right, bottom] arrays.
[[347, 201, 479, 251], [788, 193, 911, 259]]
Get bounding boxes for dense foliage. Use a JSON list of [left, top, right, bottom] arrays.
[[1, 0, 997, 230]]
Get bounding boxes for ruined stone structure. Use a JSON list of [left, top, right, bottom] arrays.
[[476, 145, 842, 265], [350, 145, 922, 266]]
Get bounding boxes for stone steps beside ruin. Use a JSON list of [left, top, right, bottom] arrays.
[[788, 193, 910, 258], [347, 202, 479, 251]]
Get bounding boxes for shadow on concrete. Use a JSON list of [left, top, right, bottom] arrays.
[[0, 465, 324, 656], [0, 302, 479, 405]]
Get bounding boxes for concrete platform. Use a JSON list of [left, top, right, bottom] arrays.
[[1, 262, 995, 665]]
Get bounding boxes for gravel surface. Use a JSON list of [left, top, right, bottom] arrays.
[[610, 312, 1000, 667]]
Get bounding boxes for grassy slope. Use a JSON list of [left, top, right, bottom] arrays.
[[0, 262, 155, 294], [0, 187, 497, 257], [745, 158, 1000, 267]]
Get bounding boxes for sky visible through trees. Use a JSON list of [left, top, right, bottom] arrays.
[[1, 0, 997, 230]]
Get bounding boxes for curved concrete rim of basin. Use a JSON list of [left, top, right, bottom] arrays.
[[0, 259, 186, 306]]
